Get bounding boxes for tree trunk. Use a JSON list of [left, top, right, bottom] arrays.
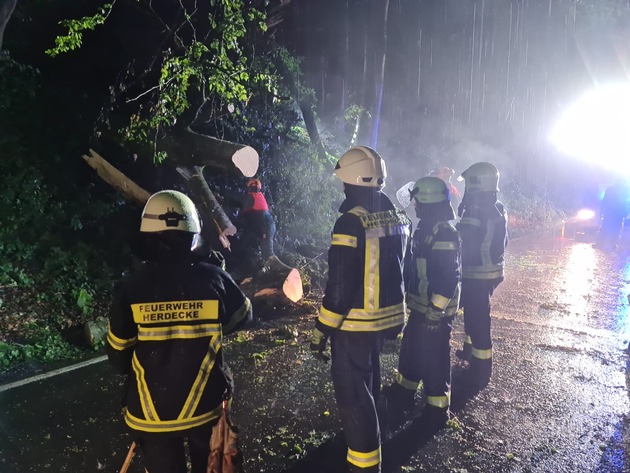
[[370, 0, 389, 149], [82, 149, 151, 205], [177, 166, 236, 250], [0, 0, 17, 50], [298, 100, 329, 164], [158, 128, 259, 177]]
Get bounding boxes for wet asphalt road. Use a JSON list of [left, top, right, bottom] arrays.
[[1, 233, 630, 472]]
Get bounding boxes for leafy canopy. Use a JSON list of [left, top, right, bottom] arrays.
[[46, 0, 276, 161]]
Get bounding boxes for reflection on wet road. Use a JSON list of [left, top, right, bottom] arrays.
[[1, 234, 630, 472]]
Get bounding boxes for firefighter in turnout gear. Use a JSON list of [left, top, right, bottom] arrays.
[[385, 177, 461, 431], [310, 146, 411, 473], [456, 162, 508, 393], [107, 190, 252, 473]]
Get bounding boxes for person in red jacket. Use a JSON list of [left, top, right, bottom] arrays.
[[429, 166, 463, 214], [107, 190, 252, 473], [240, 178, 276, 261]]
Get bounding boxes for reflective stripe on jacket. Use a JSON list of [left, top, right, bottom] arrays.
[[407, 221, 461, 316], [317, 201, 411, 334], [107, 261, 252, 434]]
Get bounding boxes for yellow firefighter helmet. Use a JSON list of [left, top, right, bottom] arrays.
[[334, 146, 387, 188]]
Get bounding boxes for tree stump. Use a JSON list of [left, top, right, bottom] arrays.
[[240, 255, 303, 305]]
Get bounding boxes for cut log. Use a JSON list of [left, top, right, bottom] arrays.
[[158, 128, 259, 177], [176, 166, 237, 250], [84, 317, 109, 347], [240, 255, 303, 304], [82, 149, 151, 205]]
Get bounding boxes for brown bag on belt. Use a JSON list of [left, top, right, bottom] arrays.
[[207, 398, 242, 473]]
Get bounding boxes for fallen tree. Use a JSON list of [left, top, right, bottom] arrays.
[[82, 147, 304, 345], [158, 128, 259, 178]]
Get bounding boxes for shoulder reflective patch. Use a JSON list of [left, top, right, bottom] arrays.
[[348, 206, 369, 217], [331, 233, 358, 248], [358, 210, 401, 230], [131, 300, 219, 325]]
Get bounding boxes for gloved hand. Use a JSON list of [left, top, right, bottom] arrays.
[[310, 327, 330, 363], [207, 250, 226, 271], [423, 303, 444, 332]]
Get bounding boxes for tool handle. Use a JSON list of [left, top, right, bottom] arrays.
[[119, 441, 137, 473]]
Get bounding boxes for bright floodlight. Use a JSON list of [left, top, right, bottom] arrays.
[[576, 208, 595, 220], [550, 84, 630, 174]]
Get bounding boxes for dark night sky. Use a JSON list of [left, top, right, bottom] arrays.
[[276, 0, 630, 202]]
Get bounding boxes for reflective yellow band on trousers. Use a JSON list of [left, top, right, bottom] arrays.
[[395, 370, 422, 391], [347, 446, 381, 468], [472, 347, 493, 360], [426, 394, 450, 408]]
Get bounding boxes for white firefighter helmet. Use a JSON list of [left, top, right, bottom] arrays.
[[411, 176, 450, 204], [460, 162, 500, 193], [334, 146, 387, 188], [140, 190, 201, 233]]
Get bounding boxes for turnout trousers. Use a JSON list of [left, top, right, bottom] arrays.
[[331, 331, 384, 473], [137, 423, 215, 473], [460, 278, 501, 362], [397, 309, 453, 408]]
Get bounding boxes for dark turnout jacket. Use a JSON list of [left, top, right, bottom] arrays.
[[406, 219, 461, 316], [457, 199, 508, 281], [107, 260, 252, 434], [316, 189, 411, 338]]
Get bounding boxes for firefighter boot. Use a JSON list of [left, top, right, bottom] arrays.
[[455, 341, 472, 363], [467, 357, 492, 394], [420, 404, 450, 434], [382, 383, 415, 427], [348, 463, 380, 473]]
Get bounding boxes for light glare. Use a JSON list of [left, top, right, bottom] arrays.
[[576, 209, 595, 220], [550, 85, 630, 175]]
